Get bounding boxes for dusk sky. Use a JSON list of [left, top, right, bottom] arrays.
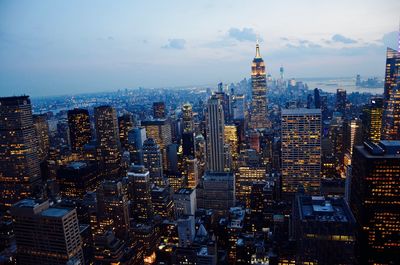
[[0, 0, 399, 97]]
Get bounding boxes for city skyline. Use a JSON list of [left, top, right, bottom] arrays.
[[0, 0, 399, 96]]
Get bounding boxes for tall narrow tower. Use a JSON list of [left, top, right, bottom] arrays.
[[249, 42, 269, 129], [206, 95, 225, 172]]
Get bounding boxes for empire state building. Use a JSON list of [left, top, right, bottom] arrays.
[[249, 42, 269, 129]]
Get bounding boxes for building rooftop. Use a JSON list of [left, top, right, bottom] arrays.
[[281, 108, 322, 116], [67, 161, 88, 170], [357, 141, 400, 158], [298, 196, 354, 223], [175, 188, 194, 195], [41, 208, 70, 218]]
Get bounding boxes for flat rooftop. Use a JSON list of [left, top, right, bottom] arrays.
[[175, 188, 194, 195], [41, 208, 70, 218], [298, 196, 354, 223], [281, 108, 321, 116]]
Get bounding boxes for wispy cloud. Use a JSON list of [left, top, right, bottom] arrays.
[[331, 34, 357, 44], [162, 38, 186, 49], [228, 27, 260, 42]]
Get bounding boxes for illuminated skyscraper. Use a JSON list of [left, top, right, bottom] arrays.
[[382, 47, 400, 140], [350, 141, 400, 264], [206, 95, 226, 173], [224, 124, 239, 168], [232, 94, 245, 121], [11, 199, 84, 265], [0, 96, 41, 209], [143, 138, 164, 187], [33, 114, 50, 162], [118, 112, 134, 150], [362, 97, 383, 143], [94, 105, 121, 175], [249, 42, 269, 129], [182, 103, 194, 133], [235, 166, 265, 208], [67, 108, 91, 152], [281, 108, 321, 194], [127, 165, 153, 223]]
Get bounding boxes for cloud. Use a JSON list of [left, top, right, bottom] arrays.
[[331, 34, 357, 44], [228, 27, 260, 42], [382, 31, 397, 49], [162, 38, 186, 49], [107, 36, 114, 41]]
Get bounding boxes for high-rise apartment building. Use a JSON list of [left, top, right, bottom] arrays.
[[281, 108, 321, 194], [68, 108, 91, 152], [0, 96, 41, 209]]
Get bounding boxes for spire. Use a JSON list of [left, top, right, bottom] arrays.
[[255, 39, 261, 58]]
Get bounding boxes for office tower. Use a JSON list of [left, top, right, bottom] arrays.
[[185, 157, 199, 189], [94, 105, 121, 174], [206, 95, 226, 173], [314, 88, 321, 108], [227, 207, 246, 263], [350, 141, 400, 264], [127, 165, 153, 223], [167, 143, 179, 173], [0, 96, 41, 209], [293, 196, 356, 264], [197, 171, 235, 216], [249, 180, 275, 232], [33, 114, 50, 161], [57, 161, 99, 199], [67, 108, 91, 152], [248, 129, 260, 152], [382, 47, 400, 140], [356, 74, 361, 86], [343, 118, 363, 157], [249, 42, 269, 129], [96, 180, 130, 238], [173, 188, 196, 218], [182, 131, 196, 157], [151, 186, 174, 219], [143, 138, 164, 186], [11, 199, 84, 265], [128, 126, 147, 164], [153, 101, 166, 119], [335, 89, 347, 115], [320, 95, 329, 120], [224, 124, 239, 168], [281, 108, 321, 194], [177, 215, 196, 247], [214, 84, 231, 123], [232, 94, 245, 121], [56, 119, 70, 146], [118, 112, 134, 150], [235, 166, 266, 208], [362, 97, 384, 143], [141, 119, 172, 169], [182, 103, 194, 132], [132, 223, 157, 263]]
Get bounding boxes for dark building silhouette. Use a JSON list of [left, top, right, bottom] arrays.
[[68, 108, 91, 152], [350, 141, 400, 264], [153, 101, 166, 119]]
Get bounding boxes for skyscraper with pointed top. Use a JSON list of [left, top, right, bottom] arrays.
[[249, 42, 269, 129]]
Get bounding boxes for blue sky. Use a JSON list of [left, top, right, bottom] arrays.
[[0, 0, 399, 96]]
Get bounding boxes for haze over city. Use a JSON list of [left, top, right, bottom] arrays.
[[0, 0, 399, 96]]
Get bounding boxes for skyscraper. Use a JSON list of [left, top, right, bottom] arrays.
[[153, 101, 166, 119], [206, 95, 226, 173], [362, 97, 384, 143], [314, 88, 321, 109], [335, 88, 347, 115], [249, 42, 269, 129], [118, 112, 134, 150], [0, 96, 41, 209], [182, 103, 194, 133], [67, 108, 91, 152], [382, 47, 400, 140], [11, 199, 84, 265], [94, 105, 121, 174], [350, 141, 400, 264], [33, 114, 50, 162], [281, 108, 321, 194], [143, 138, 164, 187]]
